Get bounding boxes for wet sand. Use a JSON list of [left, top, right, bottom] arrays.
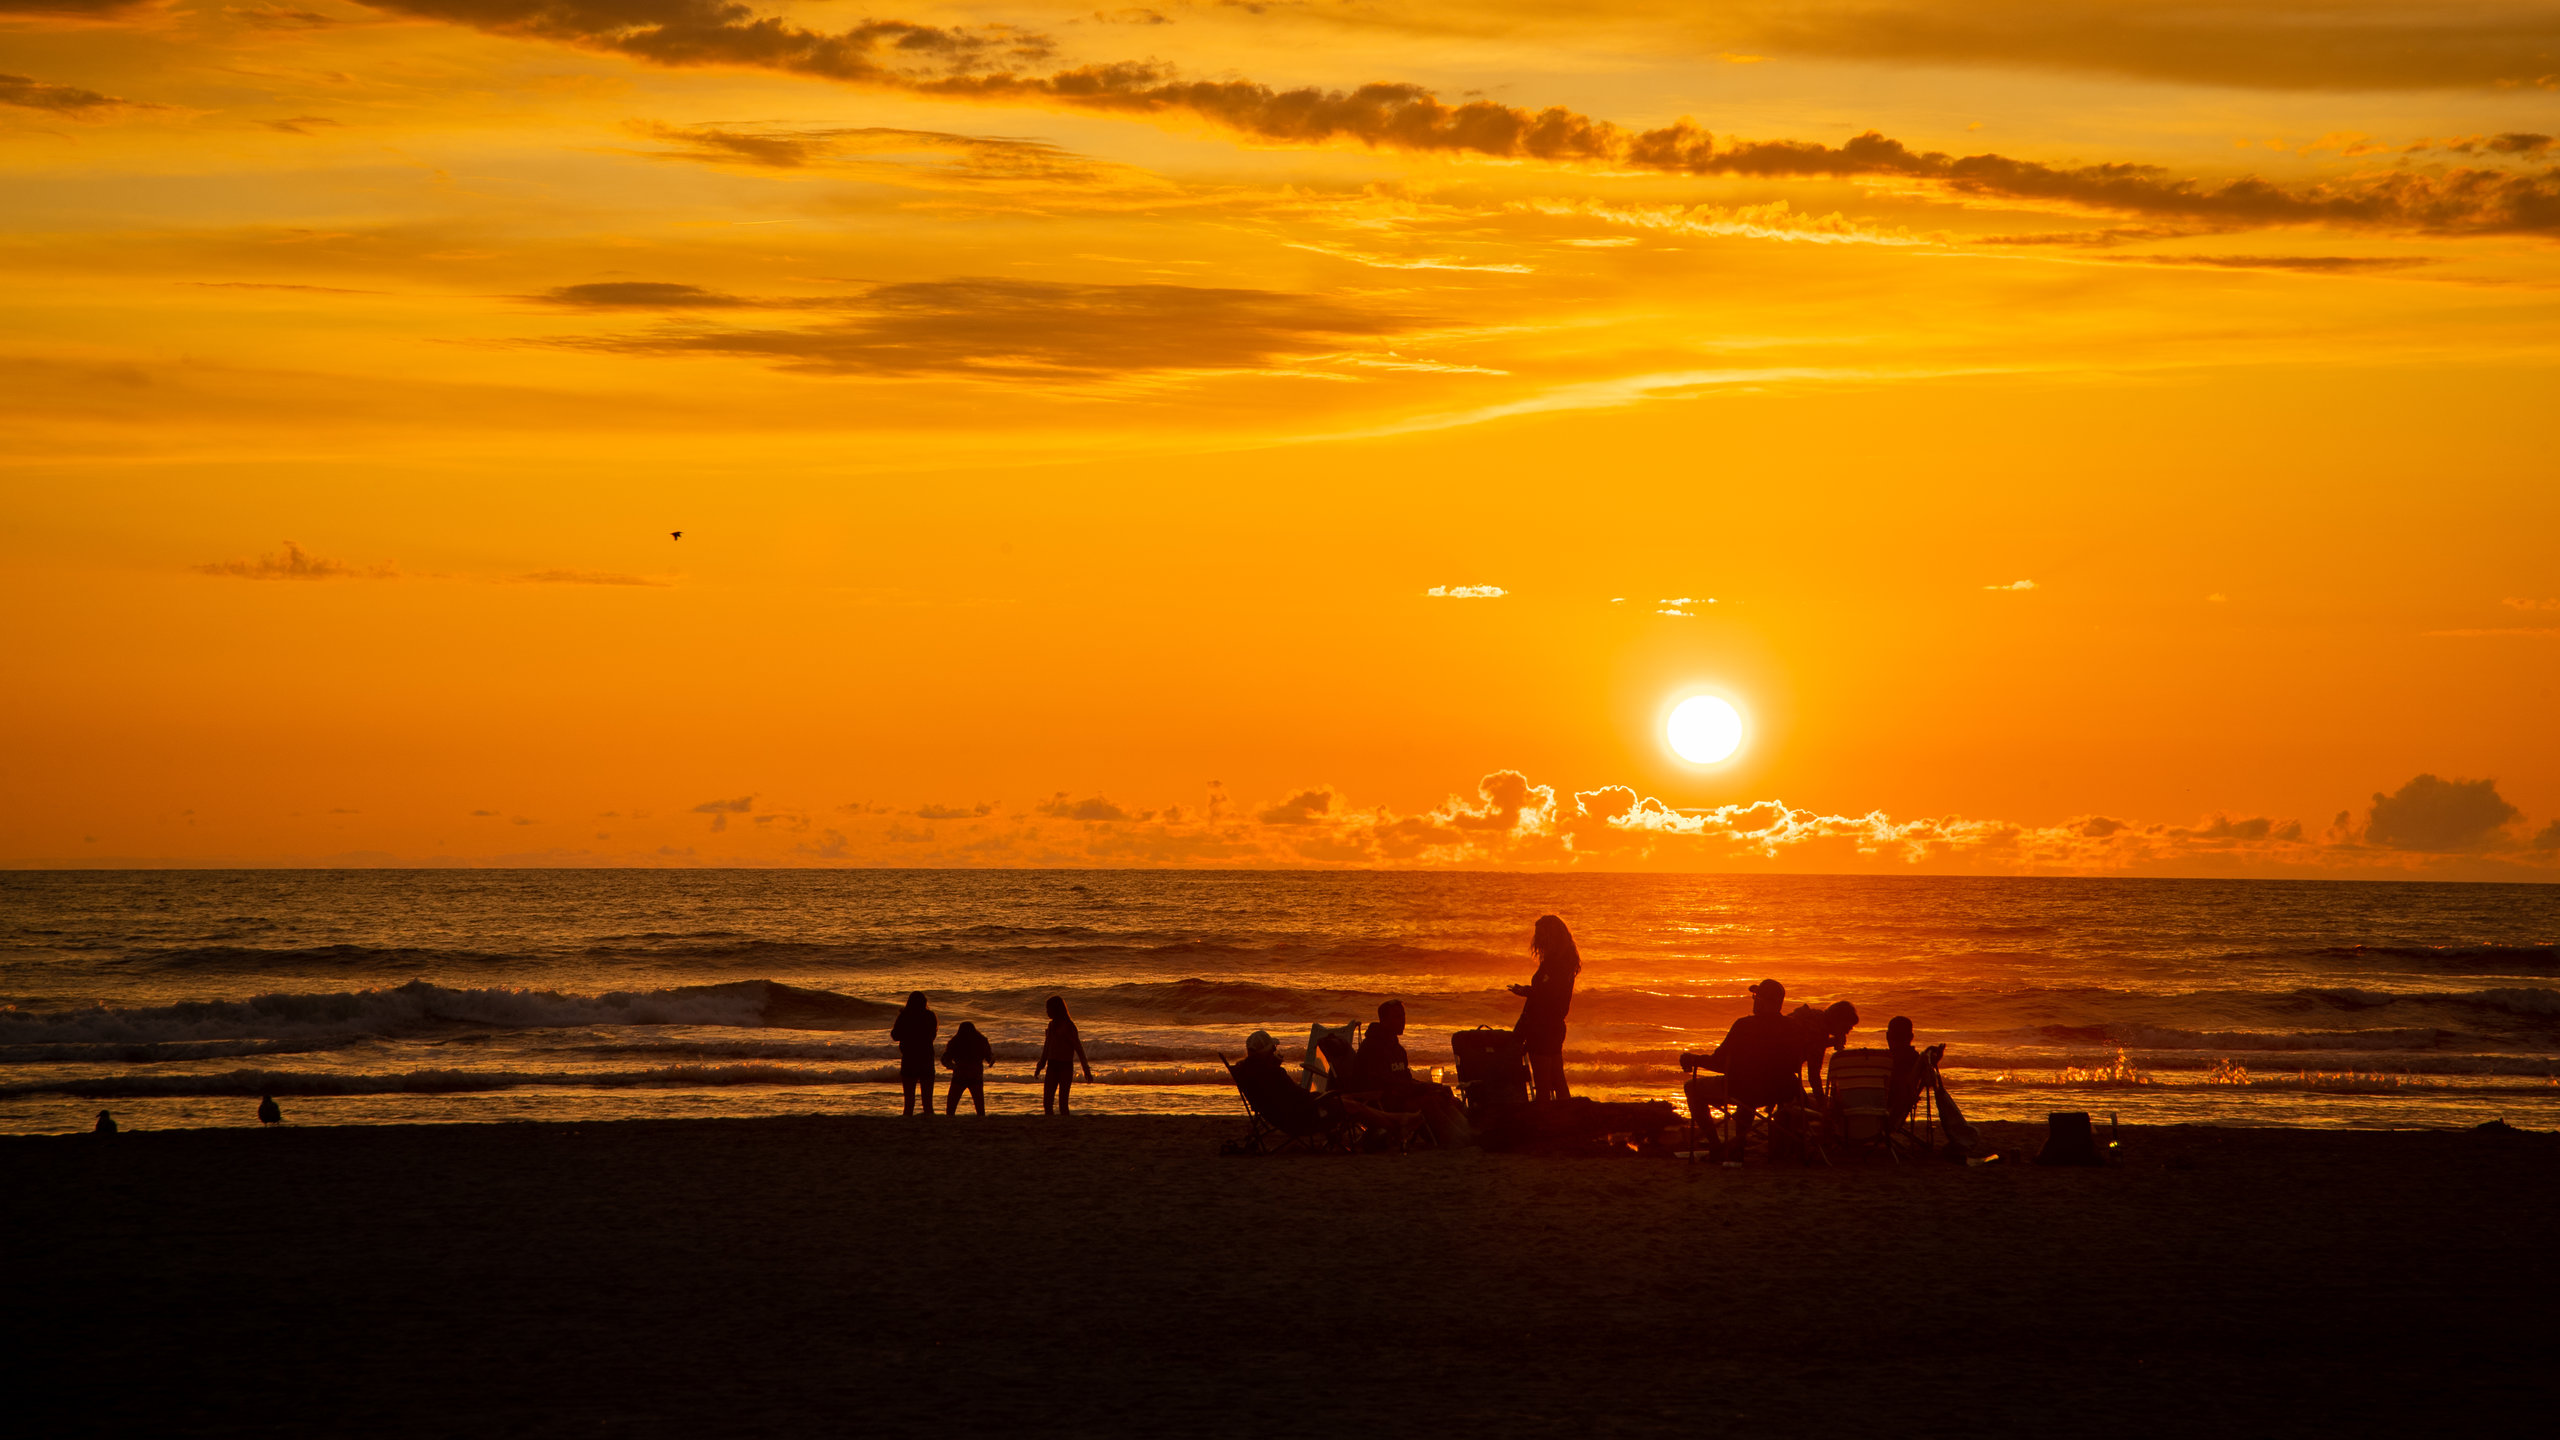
[[8, 1115, 2555, 1437]]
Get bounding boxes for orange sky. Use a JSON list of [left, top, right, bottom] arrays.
[[4, 0, 2557, 874]]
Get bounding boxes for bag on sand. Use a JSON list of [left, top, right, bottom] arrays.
[[2035, 1111, 2104, 1166]]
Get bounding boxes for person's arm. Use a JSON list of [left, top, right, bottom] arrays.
[[1076, 1035, 1094, 1080]]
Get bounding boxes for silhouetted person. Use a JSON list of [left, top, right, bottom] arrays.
[[1787, 999, 1859, 1101], [1033, 995, 1093, 1115], [892, 991, 938, 1118], [1887, 1015, 1978, 1155], [1509, 915, 1581, 1101], [942, 1021, 994, 1116], [1705, 979, 1801, 1107], [93, 1110, 117, 1135], [1354, 999, 1413, 1090], [257, 1094, 282, 1126], [1354, 999, 1471, 1146]]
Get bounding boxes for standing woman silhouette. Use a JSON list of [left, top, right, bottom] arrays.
[[1032, 995, 1095, 1115], [1510, 915, 1582, 1101]]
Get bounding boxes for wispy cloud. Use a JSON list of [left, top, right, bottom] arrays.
[[546, 276, 1414, 380], [192, 541, 393, 580], [0, 72, 152, 115], [1426, 584, 1506, 598], [1985, 578, 2038, 591], [515, 570, 670, 586]]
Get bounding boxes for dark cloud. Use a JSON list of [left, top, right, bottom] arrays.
[[0, 73, 144, 114], [2534, 819, 2560, 850], [1037, 792, 1132, 821], [2366, 774, 2522, 851], [556, 277, 1408, 379], [2126, 255, 2434, 273], [191, 540, 390, 580], [0, 0, 150, 13], [635, 121, 1095, 178], [1256, 788, 1334, 825], [692, 794, 753, 833], [1715, 0, 2560, 93], [352, 0, 2560, 237], [263, 115, 341, 134], [538, 281, 754, 308], [914, 802, 993, 819], [227, 3, 340, 26]]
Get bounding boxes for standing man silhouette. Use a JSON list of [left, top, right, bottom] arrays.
[[892, 992, 939, 1117]]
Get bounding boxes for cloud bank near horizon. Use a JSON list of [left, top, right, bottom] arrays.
[[69, 770, 2552, 876]]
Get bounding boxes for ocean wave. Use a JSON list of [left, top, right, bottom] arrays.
[[2311, 943, 2558, 972], [0, 979, 897, 1046], [0, 1037, 364, 1066], [0, 1062, 1266, 1099]]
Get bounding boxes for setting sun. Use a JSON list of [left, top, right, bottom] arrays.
[[1667, 696, 1745, 766]]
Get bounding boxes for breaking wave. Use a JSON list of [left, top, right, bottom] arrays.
[[0, 979, 896, 1050]]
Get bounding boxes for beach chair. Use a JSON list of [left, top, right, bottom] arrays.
[[1817, 1048, 1897, 1162], [1303, 1021, 1361, 1094], [1220, 1055, 1357, 1155]]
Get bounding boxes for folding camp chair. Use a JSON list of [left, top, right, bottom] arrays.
[[1303, 1021, 1361, 1094], [1221, 1055, 1358, 1155], [1816, 1048, 1898, 1162]]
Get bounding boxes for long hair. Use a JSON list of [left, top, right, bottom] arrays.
[[1045, 994, 1070, 1023], [1530, 914, 1581, 978], [904, 991, 929, 1010]]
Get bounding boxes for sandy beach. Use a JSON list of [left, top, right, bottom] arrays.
[[9, 1114, 2555, 1437]]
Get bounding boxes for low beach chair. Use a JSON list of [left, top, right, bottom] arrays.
[[1221, 1055, 1356, 1155], [1818, 1048, 1897, 1162], [1303, 1021, 1361, 1094]]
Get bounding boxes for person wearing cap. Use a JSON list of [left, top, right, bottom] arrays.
[[1703, 979, 1802, 1106], [1236, 1028, 1289, 1088]]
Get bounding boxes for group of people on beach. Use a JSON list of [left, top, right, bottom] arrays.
[[891, 992, 1092, 1116], [1691, 975, 1974, 1150], [881, 912, 1966, 1148]]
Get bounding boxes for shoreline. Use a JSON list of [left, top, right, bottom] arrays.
[[12, 1114, 2556, 1435]]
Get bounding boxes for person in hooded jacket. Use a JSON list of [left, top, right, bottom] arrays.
[[942, 1021, 995, 1116]]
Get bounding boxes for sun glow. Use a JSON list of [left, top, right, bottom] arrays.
[[1667, 696, 1745, 765]]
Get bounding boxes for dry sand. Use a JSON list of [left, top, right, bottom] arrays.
[[8, 1115, 2555, 1437]]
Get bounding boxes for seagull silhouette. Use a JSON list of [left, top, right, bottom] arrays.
[[671, 531, 682, 540]]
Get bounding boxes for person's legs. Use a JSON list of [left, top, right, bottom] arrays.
[[945, 1077, 959, 1116], [901, 1070, 918, 1117], [1529, 1047, 1569, 1100], [1056, 1072, 1075, 1114], [966, 1078, 985, 1115], [1042, 1072, 1059, 1114]]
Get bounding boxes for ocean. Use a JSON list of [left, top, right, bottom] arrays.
[[4, 870, 2555, 1134]]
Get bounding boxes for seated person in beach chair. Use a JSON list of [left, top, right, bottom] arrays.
[[1699, 979, 1807, 1160], [1352, 1000, 1472, 1147], [1227, 1030, 1423, 1153], [1886, 1016, 1979, 1157], [1817, 1047, 1897, 1160]]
